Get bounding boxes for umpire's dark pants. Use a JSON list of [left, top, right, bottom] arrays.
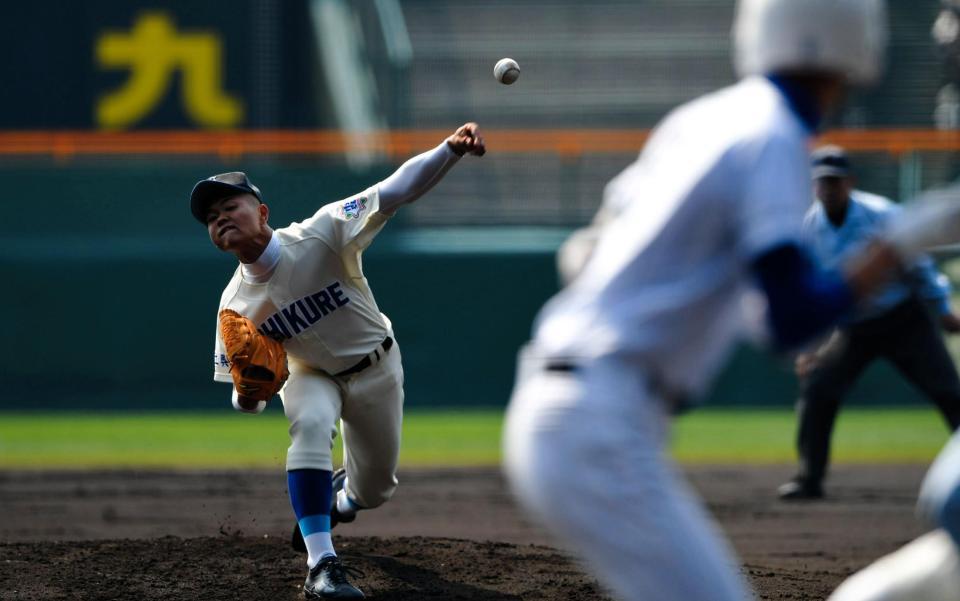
[[797, 296, 960, 486]]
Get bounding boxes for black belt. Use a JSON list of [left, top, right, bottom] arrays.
[[543, 359, 692, 414], [335, 337, 394, 378]]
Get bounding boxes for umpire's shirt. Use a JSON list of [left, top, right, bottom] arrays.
[[803, 189, 952, 323]]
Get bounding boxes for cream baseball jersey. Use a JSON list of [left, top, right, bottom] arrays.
[[212, 185, 391, 381]]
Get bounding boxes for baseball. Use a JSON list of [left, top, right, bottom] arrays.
[[494, 58, 520, 85]]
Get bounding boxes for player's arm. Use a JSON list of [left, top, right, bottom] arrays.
[[902, 253, 960, 331], [875, 198, 960, 330], [751, 243, 857, 349], [556, 200, 639, 285], [754, 224, 956, 350], [216, 351, 265, 414], [740, 134, 960, 349], [232, 387, 267, 414], [215, 321, 264, 414], [378, 123, 485, 215], [872, 185, 960, 333]]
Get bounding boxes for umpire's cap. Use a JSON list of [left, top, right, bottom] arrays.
[[190, 172, 263, 223], [811, 145, 852, 179]]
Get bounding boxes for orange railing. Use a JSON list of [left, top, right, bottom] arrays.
[[2, 129, 960, 160]]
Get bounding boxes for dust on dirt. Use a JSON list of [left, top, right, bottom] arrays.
[[0, 465, 929, 600]]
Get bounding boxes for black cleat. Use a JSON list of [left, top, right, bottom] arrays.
[[292, 469, 357, 554], [304, 555, 365, 600], [777, 479, 824, 501]]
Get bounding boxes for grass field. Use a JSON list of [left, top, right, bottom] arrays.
[[0, 407, 952, 469]]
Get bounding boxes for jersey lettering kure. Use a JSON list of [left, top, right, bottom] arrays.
[[259, 281, 352, 341]]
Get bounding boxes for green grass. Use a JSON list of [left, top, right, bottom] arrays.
[[0, 410, 505, 469], [671, 407, 951, 463], [0, 407, 951, 469]]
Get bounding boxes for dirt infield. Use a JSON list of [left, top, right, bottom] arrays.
[[0, 464, 931, 600]]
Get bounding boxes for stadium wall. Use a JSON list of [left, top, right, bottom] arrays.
[[0, 163, 940, 410], [1, 0, 954, 411]]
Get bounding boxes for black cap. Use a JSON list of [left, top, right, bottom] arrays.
[[190, 172, 263, 223], [811, 145, 852, 179]]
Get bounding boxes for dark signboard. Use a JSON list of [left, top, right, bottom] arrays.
[[0, 1, 321, 129]]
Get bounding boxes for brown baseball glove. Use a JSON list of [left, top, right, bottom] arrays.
[[218, 309, 289, 401]]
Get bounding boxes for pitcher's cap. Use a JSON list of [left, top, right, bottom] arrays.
[[191, 172, 262, 223]]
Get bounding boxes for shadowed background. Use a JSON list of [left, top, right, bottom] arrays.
[[2, 0, 959, 414]]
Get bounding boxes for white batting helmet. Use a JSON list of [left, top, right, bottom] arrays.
[[733, 0, 888, 84]]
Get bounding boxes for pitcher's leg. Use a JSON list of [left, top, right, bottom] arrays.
[[280, 368, 346, 576], [339, 344, 405, 509], [281, 369, 342, 472]]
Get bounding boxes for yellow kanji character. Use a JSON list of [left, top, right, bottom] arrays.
[[96, 12, 244, 129]]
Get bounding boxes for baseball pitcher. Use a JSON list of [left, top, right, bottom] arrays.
[[192, 123, 484, 600]]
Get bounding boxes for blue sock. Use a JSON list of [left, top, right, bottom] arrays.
[[288, 469, 335, 567]]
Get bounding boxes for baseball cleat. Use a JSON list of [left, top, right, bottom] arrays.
[[304, 555, 365, 600], [827, 530, 960, 601], [330, 468, 357, 528], [777, 478, 824, 501]]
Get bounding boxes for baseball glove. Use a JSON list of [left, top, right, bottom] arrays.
[[218, 309, 289, 401]]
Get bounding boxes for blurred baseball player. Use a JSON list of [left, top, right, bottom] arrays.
[[503, 1, 960, 599], [192, 123, 484, 600], [826, 2, 960, 599], [779, 145, 960, 501], [827, 440, 960, 601]]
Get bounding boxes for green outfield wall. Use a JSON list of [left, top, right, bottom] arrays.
[[0, 163, 948, 411], [0, 0, 954, 412]]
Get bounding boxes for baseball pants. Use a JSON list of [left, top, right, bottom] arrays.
[[281, 339, 404, 509], [504, 350, 753, 601], [920, 429, 960, 548], [796, 297, 960, 486]]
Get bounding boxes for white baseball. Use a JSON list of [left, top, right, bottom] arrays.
[[494, 58, 520, 85]]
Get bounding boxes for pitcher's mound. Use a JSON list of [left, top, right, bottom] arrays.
[[3, 535, 611, 601]]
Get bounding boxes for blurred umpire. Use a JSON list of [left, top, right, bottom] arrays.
[[827, 4, 960, 598], [779, 145, 960, 500]]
